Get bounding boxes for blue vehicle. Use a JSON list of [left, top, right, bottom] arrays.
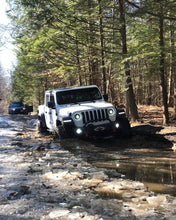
[[8, 102, 33, 114]]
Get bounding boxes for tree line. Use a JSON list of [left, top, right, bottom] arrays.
[[7, 0, 176, 124], [0, 67, 9, 113], [0, 23, 10, 114]]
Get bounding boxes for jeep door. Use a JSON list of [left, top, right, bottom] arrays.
[[50, 94, 57, 129], [45, 93, 57, 130]]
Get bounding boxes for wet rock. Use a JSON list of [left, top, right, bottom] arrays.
[[48, 209, 70, 219], [95, 179, 144, 195], [72, 205, 87, 213], [122, 192, 135, 200], [43, 171, 83, 181], [81, 178, 103, 189], [105, 169, 121, 178], [68, 213, 103, 220], [146, 195, 167, 207], [8, 191, 18, 200], [50, 142, 59, 149], [7, 186, 31, 200], [90, 198, 123, 216], [59, 202, 70, 208], [26, 119, 37, 127], [0, 121, 10, 128], [1, 114, 176, 220], [89, 171, 107, 181]]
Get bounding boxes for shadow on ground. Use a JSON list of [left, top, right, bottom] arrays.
[[89, 124, 174, 150]]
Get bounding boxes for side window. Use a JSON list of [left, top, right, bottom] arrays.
[[50, 95, 54, 103], [45, 94, 50, 106], [50, 95, 55, 108]]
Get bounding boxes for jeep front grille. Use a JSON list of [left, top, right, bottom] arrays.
[[82, 109, 109, 124]]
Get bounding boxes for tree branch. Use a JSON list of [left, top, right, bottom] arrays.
[[126, 0, 176, 21]]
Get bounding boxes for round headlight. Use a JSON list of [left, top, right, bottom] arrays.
[[74, 113, 81, 120], [108, 108, 115, 116]]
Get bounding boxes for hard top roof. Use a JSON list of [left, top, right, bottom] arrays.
[[45, 85, 99, 94]]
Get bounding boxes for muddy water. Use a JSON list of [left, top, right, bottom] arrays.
[[60, 137, 176, 196], [1, 114, 175, 196], [1, 114, 176, 219]]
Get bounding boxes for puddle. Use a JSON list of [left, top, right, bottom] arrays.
[[92, 149, 176, 196], [60, 138, 176, 196], [143, 182, 176, 195], [93, 161, 176, 196]]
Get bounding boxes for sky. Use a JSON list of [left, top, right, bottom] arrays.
[[0, 0, 16, 76]]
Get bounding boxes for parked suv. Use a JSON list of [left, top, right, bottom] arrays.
[[37, 85, 131, 139], [8, 102, 33, 114]]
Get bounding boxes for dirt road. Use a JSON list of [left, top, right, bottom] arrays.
[[1, 114, 176, 220]]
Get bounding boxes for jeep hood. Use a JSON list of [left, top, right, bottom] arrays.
[[57, 101, 114, 117]]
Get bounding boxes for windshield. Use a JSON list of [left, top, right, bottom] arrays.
[[56, 87, 102, 105], [10, 102, 23, 107]]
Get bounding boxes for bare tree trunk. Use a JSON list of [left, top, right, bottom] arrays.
[[168, 21, 175, 107], [168, 56, 174, 107], [98, 0, 106, 94], [137, 72, 143, 105], [118, 0, 139, 121], [88, 0, 100, 87], [76, 38, 82, 86], [159, 1, 169, 125], [147, 82, 152, 105], [174, 82, 176, 118]]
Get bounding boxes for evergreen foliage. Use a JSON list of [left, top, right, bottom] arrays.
[[6, 0, 176, 123]]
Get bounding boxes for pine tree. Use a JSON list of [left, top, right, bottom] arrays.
[[118, 0, 139, 121]]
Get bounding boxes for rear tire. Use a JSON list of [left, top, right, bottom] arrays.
[[36, 118, 47, 133], [37, 120, 47, 134]]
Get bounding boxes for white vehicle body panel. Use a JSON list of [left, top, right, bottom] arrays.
[[37, 85, 129, 138]]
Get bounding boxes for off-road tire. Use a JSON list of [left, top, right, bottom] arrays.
[[115, 117, 131, 138], [57, 125, 67, 139], [36, 119, 47, 133]]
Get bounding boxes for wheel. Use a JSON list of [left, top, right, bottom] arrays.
[[57, 124, 74, 139], [115, 117, 131, 138], [57, 125, 67, 139], [36, 119, 47, 133]]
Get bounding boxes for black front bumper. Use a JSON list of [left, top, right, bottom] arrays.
[[74, 122, 116, 138]]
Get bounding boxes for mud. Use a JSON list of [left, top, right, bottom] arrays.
[[0, 114, 176, 219]]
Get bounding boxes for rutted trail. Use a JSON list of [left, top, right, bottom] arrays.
[[0, 114, 176, 220]]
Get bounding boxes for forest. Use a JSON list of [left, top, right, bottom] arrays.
[[6, 0, 176, 124]]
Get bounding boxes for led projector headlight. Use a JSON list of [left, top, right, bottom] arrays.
[[73, 113, 82, 121], [108, 108, 115, 116]]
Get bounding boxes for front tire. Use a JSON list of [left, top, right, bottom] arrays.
[[57, 125, 67, 139], [57, 124, 74, 139], [115, 117, 131, 138]]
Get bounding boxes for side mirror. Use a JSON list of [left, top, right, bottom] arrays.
[[103, 94, 108, 102], [48, 101, 55, 109]]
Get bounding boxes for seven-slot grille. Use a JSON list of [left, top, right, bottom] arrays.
[[82, 109, 109, 124]]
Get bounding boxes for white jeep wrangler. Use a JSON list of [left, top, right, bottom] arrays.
[[37, 85, 131, 138]]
